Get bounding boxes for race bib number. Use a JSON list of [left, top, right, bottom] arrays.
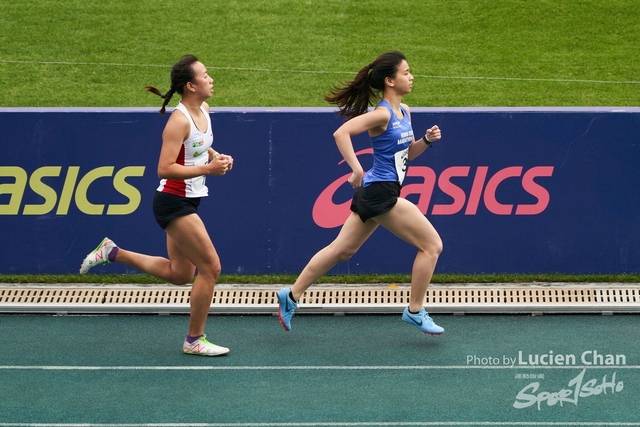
[[394, 148, 409, 184], [191, 155, 208, 193], [191, 175, 206, 193]]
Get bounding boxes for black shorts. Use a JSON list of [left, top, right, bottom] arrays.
[[153, 191, 201, 230], [350, 181, 401, 223]]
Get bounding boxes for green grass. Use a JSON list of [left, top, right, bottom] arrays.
[[2, 273, 639, 285], [1, 0, 638, 107]]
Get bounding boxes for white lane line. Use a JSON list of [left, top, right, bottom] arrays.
[[2, 422, 640, 426], [0, 365, 638, 371], [1, 60, 638, 84]]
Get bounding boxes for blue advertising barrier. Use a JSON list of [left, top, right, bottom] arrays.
[[1, 107, 639, 275]]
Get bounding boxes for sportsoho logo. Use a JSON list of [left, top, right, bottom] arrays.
[[312, 149, 554, 228], [466, 349, 627, 411], [512, 349, 627, 411]]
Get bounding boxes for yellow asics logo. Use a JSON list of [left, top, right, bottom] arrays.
[[0, 165, 146, 215]]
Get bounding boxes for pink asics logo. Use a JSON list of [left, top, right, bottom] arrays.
[[312, 149, 554, 229]]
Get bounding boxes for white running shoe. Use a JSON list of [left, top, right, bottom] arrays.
[[183, 335, 230, 356], [79, 237, 117, 274]]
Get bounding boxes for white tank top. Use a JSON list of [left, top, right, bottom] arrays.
[[156, 102, 213, 198]]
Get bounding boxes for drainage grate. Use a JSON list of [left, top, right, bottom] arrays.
[[0, 288, 105, 304], [212, 290, 276, 305], [103, 289, 189, 304], [426, 288, 640, 304], [0, 286, 638, 314], [302, 289, 411, 305]]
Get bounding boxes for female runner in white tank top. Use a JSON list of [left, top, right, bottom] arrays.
[[79, 55, 234, 356]]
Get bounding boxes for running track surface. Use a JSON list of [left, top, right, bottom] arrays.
[[0, 313, 638, 426]]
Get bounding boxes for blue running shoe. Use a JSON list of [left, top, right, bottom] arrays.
[[402, 307, 444, 335], [276, 288, 298, 331]]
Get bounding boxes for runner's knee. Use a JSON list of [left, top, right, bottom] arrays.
[[432, 237, 443, 257], [170, 270, 197, 286], [196, 260, 222, 281], [328, 244, 358, 263], [422, 235, 443, 259], [336, 250, 355, 263]]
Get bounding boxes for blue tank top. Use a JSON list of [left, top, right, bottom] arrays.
[[362, 100, 413, 187]]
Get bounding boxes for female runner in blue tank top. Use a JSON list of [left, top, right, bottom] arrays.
[[277, 51, 445, 335]]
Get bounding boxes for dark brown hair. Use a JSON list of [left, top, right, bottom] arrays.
[[323, 51, 407, 120], [145, 54, 200, 115]]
